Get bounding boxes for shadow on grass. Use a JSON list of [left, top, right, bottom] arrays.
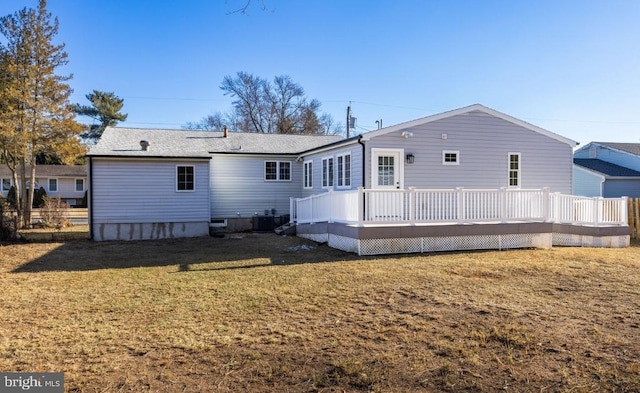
[[11, 233, 365, 273], [12, 233, 639, 274]]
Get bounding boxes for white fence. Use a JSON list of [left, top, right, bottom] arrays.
[[291, 188, 628, 227]]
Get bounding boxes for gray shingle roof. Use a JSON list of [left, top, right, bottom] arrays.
[[0, 165, 87, 178], [593, 142, 640, 157], [87, 127, 344, 157], [574, 158, 640, 177]]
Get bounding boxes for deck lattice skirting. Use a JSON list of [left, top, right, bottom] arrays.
[[296, 222, 630, 255], [292, 188, 630, 255]]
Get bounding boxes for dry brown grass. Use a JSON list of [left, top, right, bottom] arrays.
[[1, 234, 640, 392]]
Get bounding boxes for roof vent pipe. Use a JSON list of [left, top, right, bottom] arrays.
[[223, 125, 228, 138], [140, 140, 150, 151]]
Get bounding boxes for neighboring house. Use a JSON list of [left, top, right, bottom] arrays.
[[87, 104, 582, 242], [573, 142, 640, 197], [0, 165, 88, 206]]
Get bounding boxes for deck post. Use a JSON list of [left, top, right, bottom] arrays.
[[456, 187, 464, 224], [594, 197, 602, 227], [542, 187, 551, 222], [328, 189, 333, 223], [500, 187, 507, 223], [357, 187, 365, 227], [553, 192, 561, 223], [408, 187, 416, 225], [289, 197, 295, 223]]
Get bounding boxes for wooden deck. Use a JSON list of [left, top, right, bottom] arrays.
[[292, 188, 629, 255]]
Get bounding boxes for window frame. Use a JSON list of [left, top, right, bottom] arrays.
[[48, 178, 58, 192], [442, 150, 460, 165], [322, 156, 334, 189], [176, 165, 195, 192], [264, 161, 292, 182], [303, 160, 313, 189], [75, 178, 85, 192], [508, 152, 521, 188], [336, 153, 351, 188]]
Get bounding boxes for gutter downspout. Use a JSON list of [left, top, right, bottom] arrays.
[[357, 135, 365, 188], [88, 157, 94, 240], [357, 135, 366, 221]]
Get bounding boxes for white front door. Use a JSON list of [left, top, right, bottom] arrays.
[[371, 149, 403, 189]]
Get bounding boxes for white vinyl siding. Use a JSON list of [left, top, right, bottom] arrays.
[[91, 158, 210, 224], [322, 157, 334, 188], [365, 111, 573, 193], [303, 161, 313, 189], [442, 150, 459, 165], [572, 166, 604, 197], [337, 153, 351, 188], [300, 144, 363, 197], [508, 153, 521, 187], [210, 154, 301, 218]]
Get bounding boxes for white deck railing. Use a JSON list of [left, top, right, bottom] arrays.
[[291, 188, 628, 227]]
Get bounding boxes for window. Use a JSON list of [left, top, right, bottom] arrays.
[[177, 166, 195, 191], [48, 178, 58, 192], [1, 178, 10, 192], [442, 150, 459, 165], [337, 153, 351, 188], [322, 157, 334, 188], [75, 178, 85, 192], [508, 153, 521, 187], [303, 161, 313, 189], [377, 155, 395, 186], [264, 161, 291, 181]]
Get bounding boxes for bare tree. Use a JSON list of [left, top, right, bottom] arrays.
[[184, 112, 226, 131], [220, 72, 337, 135], [226, 0, 270, 14]]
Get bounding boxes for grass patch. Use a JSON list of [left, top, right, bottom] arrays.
[[1, 234, 640, 391]]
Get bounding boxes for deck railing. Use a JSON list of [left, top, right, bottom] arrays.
[[291, 188, 628, 227]]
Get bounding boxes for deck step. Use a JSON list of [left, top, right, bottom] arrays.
[[274, 222, 296, 236]]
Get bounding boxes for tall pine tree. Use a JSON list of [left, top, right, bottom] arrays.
[[74, 90, 128, 143], [0, 0, 84, 228]]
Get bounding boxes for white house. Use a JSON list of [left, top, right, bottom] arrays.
[[0, 165, 87, 206], [87, 104, 629, 252], [87, 127, 340, 241], [298, 104, 577, 197]]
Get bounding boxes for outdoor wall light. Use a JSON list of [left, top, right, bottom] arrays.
[[401, 131, 413, 138], [406, 153, 415, 164]]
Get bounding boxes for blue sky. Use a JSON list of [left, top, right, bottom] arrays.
[[2, 0, 640, 144]]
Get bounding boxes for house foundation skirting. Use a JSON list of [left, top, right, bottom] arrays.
[[295, 222, 629, 256], [92, 221, 210, 241]]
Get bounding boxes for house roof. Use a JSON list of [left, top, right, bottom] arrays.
[[0, 165, 87, 178], [87, 127, 343, 158], [359, 104, 579, 147], [574, 158, 640, 177], [588, 142, 640, 157]]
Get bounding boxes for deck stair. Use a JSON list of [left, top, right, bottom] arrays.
[[275, 222, 296, 236]]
